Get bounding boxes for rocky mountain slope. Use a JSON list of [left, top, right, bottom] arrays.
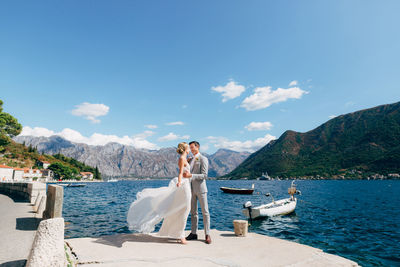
[[14, 136, 250, 178]]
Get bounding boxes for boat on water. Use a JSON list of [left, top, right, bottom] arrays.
[[220, 184, 254, 194], [258, 172, 271, 180], [242, 181, 301, 219], [58, 183, 86, 187], [107, 178, 118, 182]]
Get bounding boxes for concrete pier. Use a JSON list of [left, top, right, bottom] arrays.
[[0, 183, 64, 266], [0, 194, 40, 266], [66, 229, 359, 267]]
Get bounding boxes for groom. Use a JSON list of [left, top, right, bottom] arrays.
[[183, 141, 211, 244]]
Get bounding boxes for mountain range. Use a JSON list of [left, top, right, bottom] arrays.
[[13, 135, 250, 178], [226, 101, 400, 179]]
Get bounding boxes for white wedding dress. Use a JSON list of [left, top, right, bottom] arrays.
[[127, 164, 191, 239]]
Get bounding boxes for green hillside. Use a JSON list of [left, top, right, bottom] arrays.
[[225, 102, 400, 179], [0, 99, 101, 180]]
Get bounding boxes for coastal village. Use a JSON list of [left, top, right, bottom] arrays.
[[0, 160, 94, 182]]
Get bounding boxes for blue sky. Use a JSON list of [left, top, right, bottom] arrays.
[[1, 1, 399, 153]]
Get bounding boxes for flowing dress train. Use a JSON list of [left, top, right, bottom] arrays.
[[127, 165, 191, 239]]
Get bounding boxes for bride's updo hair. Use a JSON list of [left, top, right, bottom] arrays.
[[176, 142, 188, 154]]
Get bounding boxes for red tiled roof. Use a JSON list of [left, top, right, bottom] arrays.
[[41, 161, 51, 164], [80, 172, 93, 175], [13, 168, 24, 171], [0, 165, 13, 169]]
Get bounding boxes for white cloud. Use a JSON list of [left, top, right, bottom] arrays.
[[201, 143, 210, 152], [328, 115, 337, 119], [245, 121, 273, 131], [134, 130, 155, 139], [71, 102, 110, 123], [289, 80, 298, 86], [19, 126, 158, 150], [211, 80, 246, 102], [158, 132, 190, 142], [166, 121, 184, 126], [182, 105, 188, 109], [345, 101, 355, 107], [207, 134, 276, 153], [145, 124, 158, 129], [241, 86, 308, 111], [20, 126, 55, 137]]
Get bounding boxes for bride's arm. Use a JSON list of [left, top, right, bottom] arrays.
[[177, 157, 184, 187]]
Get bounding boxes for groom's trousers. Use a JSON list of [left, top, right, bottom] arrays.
[[191, 191, 210, 235]]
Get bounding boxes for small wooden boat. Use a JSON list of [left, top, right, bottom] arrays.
[[67, 183, 86, 187], [220, 184, 254, 194], [58, 183, 86, 187], [242, 181, 301, 219]]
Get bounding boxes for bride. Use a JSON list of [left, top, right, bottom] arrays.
[[127, 142, 192, 244]]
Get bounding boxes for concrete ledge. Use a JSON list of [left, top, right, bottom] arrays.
[[28, 183, 47, 204], [35, 195, 47, 218], [66, 229, 359, 267], [26, 218, 66, 267], [0, 182, 46, 203]]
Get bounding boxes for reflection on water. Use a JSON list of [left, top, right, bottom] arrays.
[[62, 179, 400, 267]]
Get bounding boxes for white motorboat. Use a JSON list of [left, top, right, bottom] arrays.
[[242, 181, 301, 219], [243, 197, 297, 219], [258, 172, 271, 180], [107, 178, 118, 182]]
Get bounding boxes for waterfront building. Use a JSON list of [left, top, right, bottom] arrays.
[[41, 169, 54, 181], [80, 172, 94, 180], [12, 168, 24, 181], [0, 165, 14, 181], [39, 160, 51, 169], [23, 168, 43, 179]]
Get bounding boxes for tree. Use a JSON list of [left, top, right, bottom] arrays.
[[94, 166, 102, 180], [48, 162, 79, 180], [0, 100, 22, 149]]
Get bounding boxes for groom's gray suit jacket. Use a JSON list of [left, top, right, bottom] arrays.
[[190, 154, 208, 193], [190, 153, 210, 235]]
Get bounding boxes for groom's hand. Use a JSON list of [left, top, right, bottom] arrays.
[[183, 172, 192, 178]]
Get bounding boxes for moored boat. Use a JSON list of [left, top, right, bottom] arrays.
[[242, 181, 301, 219], [67, 183, 86, 187], [220, 184, 254, 194], [58, 183, 86, 187], [243, 198, 297, 218]]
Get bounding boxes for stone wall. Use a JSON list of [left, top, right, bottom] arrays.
[[0, 182, 62, 219], [0, 182, 46, 203]]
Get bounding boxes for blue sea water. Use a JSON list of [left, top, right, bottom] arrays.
[[62, 180, 400, 266]]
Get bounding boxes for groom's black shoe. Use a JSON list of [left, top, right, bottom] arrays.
[[186, 233, 198, 240]]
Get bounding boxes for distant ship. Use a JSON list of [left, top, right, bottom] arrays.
[[258, 172, 272, 180]]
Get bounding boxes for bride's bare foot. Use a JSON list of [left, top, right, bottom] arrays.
[[180, 238, 187, 244]]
